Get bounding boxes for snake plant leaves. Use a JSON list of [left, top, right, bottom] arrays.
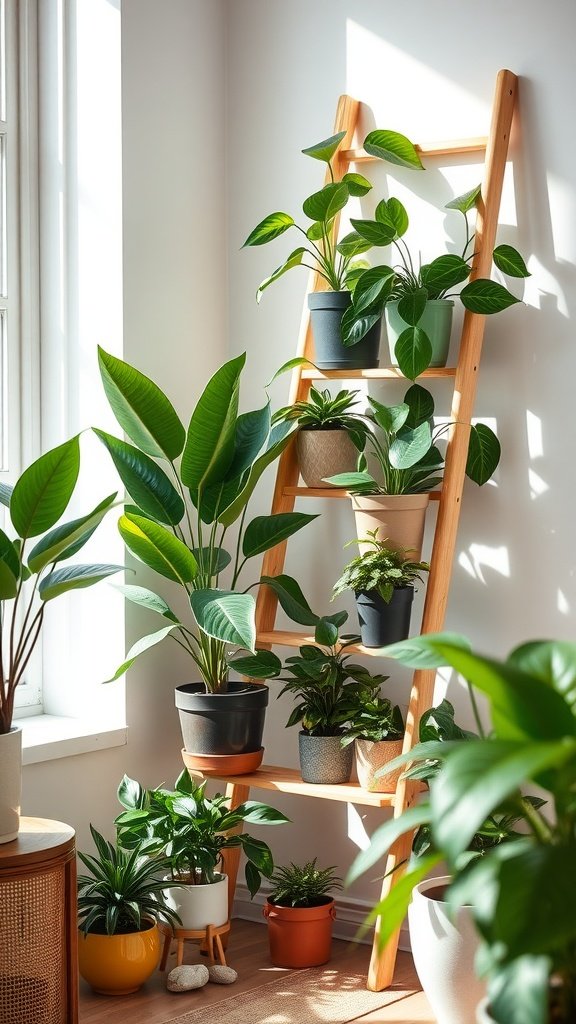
[[39, 563, 122, 601], [341, 306, 381, 347], [242, 512, 318, 559], [394, 326, 433, 380], [242, 212, 295, 246], [27, 493, 118, 574], [404, 384, 435, 428], [445, 183, 482, 214], [119, 513, 198, 584], [336, 232, 373, 259], [350, 217, 396, 247], [420, 254, 471, 293], [398, 288, 428, 327], [460, 279, 520, 314], [261, 574, 319, 627], [363, 129, 424, 170], [0, 483, 13, 508], [493, 244, 530, 278], [11, 436, 80, 539], [112, 584, 181, 622], [302, 183, 349, 223], [257, 248, 306, 302], [390, 421, 433, 470], [301, 130, 346, 163], [98, 348, 185, 461], [466, 423, 501, 485], [341, 172, 372, 197], [190, 589, 256, 652], [104, 624, 179, 683], [181, 353, 245, 492], [93, 430, 184, 525], [0, 529, 20, 599]]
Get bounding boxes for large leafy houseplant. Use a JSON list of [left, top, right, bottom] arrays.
[[350, 633, 576, 1024]]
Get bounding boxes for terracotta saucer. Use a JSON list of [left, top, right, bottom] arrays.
[[181, 747, 264, 777]]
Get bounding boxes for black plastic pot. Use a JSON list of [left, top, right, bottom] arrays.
[[308, 291, 380, 370], [175, 681, 268, 755], [355, 587, 414, 648]]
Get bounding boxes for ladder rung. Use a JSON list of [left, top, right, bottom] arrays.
[[342, 137, 488, 163], [300, 366, 457, 381], [282, 486, 442, 501], [257, 629, 406, 657]]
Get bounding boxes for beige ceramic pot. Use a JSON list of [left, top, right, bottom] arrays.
[[351, 493, 430, 560], [297, 428, 359, 488], [0, 727, 22, 843], [164, 872, 228, 930], [355, 737, 404, 792]]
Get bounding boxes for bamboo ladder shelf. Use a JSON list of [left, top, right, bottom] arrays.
[[204, 69, 518, 992]]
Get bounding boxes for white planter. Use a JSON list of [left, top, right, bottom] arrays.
[[164, 872, 228, 930], [0, 726, 22, 843], [408, 875, 485, 1024]]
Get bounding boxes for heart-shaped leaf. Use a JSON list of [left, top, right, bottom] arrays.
[[257, 248, 306, 302], [302, 183, 349, 223], [394, 326, 433, 379], [363, 130, 424, 170], [350, 217, 396, 246], [460, 279, 520, 314], [243, 212, 295, 246], [493, 244, 530, 278], [341, 172, 372, 196], [445, 184, 481, 213], [466, 423, 501, 485], [301, 130, 346, 163]]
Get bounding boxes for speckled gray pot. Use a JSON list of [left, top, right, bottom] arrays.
[[298, 733, 353, 784]]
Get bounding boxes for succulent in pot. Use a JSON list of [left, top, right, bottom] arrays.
[[0, 437, 121, 842], [77, 824, 180, 995], [264, 859, 342, 968], [340, 691, 405, 792], [115, 768, 288, 931], [332, 531, 430, 647], [95, 348, 318, 766], [243, 128, 423, 370]]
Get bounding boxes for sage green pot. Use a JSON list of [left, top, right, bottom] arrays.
[[385, 298, 454, 368]]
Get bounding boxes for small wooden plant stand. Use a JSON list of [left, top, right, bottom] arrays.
[[159, 921, 231, 970]]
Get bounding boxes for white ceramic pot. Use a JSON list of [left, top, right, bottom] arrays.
[[0, 726, 22, 843], [164, 872, 228, 930], [476, 997, 495, 1022], [408, 875, 485, 1024]]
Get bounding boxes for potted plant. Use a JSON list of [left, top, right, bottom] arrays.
[[95, 347, 317, 772], [243, 128, 423, 370], [351, 634, 576, 1024], [273, 386, 369, 488], [341, 692, 405, 792], [0, 437, 121, 843], [77, 824, 180, 995], [328, 383, 500, 558], [263, 859, 342, 968], [332, 531, 430, 647], [347, 187, 530, 378], [115, 768, 288, 931]]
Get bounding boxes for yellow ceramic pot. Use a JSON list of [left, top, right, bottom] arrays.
[[78, 920, 160, 995]]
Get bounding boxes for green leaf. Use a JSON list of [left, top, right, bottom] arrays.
[[488, 956, 550, 1024], [376, 198, 409, 237], [350, 218, 396, 246], [104, 625, 179, 682], [112, 584, 180, 622], [445, 184, 481, 213], [314, 617, 338, 647], [190, 589, 256, 651], [227, 649, 282, 679], [404, 384, 435, 428], [324, 471, 377, 489], [242, 512, 318, 559], [261, 574, 319, 627], [460, 279, 520, 314], [394, 326, 433, 379], [98, 347, 185, 460], [397, 289, 428, 327], [190, 546, 231, 576], [181, 354, 246, 491], [368, 856, 442, 949], [10, 436, 80, 539], [93, 430, 184, 525], [224, 404, 272, 481], [307, 218, 334, 242], [352, 266, 395, 315], [0, 483, 13, 507], [218, 422, 297, 526], [341, 306, 381, 347], [377, 633, 472, 669], [336, 232, 373, 259], [0, 528, 19, 598], [420, 254, 470, 293], [390, 421, 432, 469], [266, 357, 313, 388], [39, 563, 122, 601], [302, 183, 349, 223], [244, 860, 262, 899], [368, 399, 409, 435], [508, 640, 576, 716], [256, 248, 306, 302], [341, 172, 372, 196], [235, 801, 289, 825], [243, 212, 295, 247], [363, 130, 424, 170], [493, 244, 530, 278], [466, 423, 501, 485], [301, 130, 346, 163], [119, 512, 198, 584], [347, 804, 432, 884], [117, 774, 144, 810], [27, 493, 118, 574]]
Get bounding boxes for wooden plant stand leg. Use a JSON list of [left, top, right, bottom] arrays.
[[159, 922, 231, 970]]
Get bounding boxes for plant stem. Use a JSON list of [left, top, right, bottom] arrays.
[[466, 681, 486, 738]]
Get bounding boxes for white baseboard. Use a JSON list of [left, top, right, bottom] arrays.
[[232, 883, 411, 952]]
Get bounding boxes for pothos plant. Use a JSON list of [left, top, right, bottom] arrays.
[[95, 348, 315, 693], [0, 437, 121, 733]]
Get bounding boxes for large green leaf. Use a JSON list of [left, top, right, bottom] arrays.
[[446, 183, 481, 214], [256, 248, 306, 302], [302, 183, 349, 223], [368, 398, 409, 435], [113, 584, 180, 622], [260, 574, 319, 627], [466, 423, 501, 485], [492, 245, 530, 279], [394, 326, 433, 379], [191, 546, 231, 577], [227, 649, 282, 679], [181, 354, 245, 491], [378, 633, 472, 669], [508, 640, 576, 716], [119, 512, 198, 584], [94, 430, 184, 525], [27, 493, 118, 573], [341, 172, 372, 197], [324, 471, 377, 489], [420, 255, 470, 294], [404, 384, 435, 428], [0, 528, 19, 598], [224, 404, 271, 481], [460, 279, 520, 314], [39, 563, 122, 601], [98, 347, 185, 460], [341, 306, 382, 347], [390, 421, 432, 469], [190, 589, 256, 651], [363, 130, 424, 170], [301, 130, 346, 163], [234, 801, 290, 825], [397, 289, 428, 327], [104, 625, 179, 682], [336, 232, 373, 259], [217, 422, 297, 526], [243, 212, 295, 247], [350, 217, 396, 246], [488, 956, 550, 1024], [368, 855, 443, 950], [10, 436, 80, 539], [352, 266, 395, 315], [346, 804, 432, 884], [242, 512, 318, 559]]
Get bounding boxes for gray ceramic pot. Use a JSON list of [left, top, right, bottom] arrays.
[[298, 732, 353, 784]]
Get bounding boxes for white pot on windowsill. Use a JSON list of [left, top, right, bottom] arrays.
[[0, 726, 22, 843]]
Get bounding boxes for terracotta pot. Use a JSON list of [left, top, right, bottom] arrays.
[[297, 428, 359, 488], [298, 732, 353, 784], [385, 298, 454, 368], [355, 737, 404, 792], [0, 727, 22, 844], [351, 493, 429, 560], [78, 921, 160, 995], [263, 898, 336, 967], [409, 875, 485, 1024], [164, 872, 228, 930]]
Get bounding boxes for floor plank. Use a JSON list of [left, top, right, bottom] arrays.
[[79, 918, 433, 1023]]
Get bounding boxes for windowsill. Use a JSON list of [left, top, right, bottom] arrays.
[[20, 715, 127, 765]]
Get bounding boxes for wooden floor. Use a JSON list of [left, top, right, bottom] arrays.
[[79, 918, 434, 1023]]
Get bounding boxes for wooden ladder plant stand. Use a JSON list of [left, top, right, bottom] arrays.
[[211, 69, 519, 991]]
